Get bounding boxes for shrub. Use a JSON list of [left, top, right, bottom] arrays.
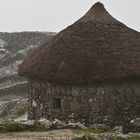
[[0, 123, 26, 133], [0, 122, 49, 133], [16, 105, 27, 117], [129, 135, 140, 140]]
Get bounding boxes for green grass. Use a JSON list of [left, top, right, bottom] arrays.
[[72, 126, 113, 135], [72, 129, 96, 140], [0, 124, 112, 135], [0, 123, 49, 133], [16, 105, 27, 117], [81, 134, 96, 140], [129, 135, 140, 140], [80, 134, 140, 140], [0, 123, 26, 133], [48, 132, 55, 135], [72, 128, 90, 135]]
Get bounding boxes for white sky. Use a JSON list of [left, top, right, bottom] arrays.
[[0, 0, 140, 32]]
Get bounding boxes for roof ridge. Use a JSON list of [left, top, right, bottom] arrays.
[[77, 2, 121, 25]]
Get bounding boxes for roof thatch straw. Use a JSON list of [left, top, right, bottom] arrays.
[[18, 2, 140, 84]]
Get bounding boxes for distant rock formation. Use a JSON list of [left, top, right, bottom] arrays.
[[0, 32, 56, 116]]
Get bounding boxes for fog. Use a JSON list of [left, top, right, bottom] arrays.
[[0, 0, 139, 32]]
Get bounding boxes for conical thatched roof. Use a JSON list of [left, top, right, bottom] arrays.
[[19, 2, 140, 84]]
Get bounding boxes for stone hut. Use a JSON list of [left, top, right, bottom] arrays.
[[19, 3, 140, 126]]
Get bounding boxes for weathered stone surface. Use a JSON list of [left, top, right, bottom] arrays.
[[67, 122, 87, 129], [17, 120, 35, 126], [124, 118, 140, 132], [39, 118, 52, 128], [94, 132, 132, 140], [52, 119, 66, 129], [90, 124, 110, 131], [130, 118, 140, 127], [27, 81, 140, 130], [113, 126, 123, 133]]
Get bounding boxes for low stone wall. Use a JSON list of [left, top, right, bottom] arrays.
[[28, 80, 140, 126]]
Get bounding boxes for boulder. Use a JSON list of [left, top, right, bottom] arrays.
[[124, 118, 140, 132], [90, 124, 110, 132], [17, 120, 35, 126], [52, 119, 66, 129], [67, 122, 87, 129], [113, 126, 123, 133], [39, 118, 52, 128], [116, 133, 132, 140], [130, 118, 140, 127], [95, 132, 131, 140]]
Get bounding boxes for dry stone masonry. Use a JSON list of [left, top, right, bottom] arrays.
[[28, 81, 140, 127]]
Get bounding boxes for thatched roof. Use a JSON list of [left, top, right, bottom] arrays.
[[19, 2, 140, 84]]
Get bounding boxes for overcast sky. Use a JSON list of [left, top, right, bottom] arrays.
[[0, 0, 140, 32]]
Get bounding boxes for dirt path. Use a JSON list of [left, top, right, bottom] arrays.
[[0, 129, 80, 140]]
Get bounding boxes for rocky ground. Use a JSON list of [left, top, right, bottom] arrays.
[[0, 129, 140, 140], [0, 117, 140, 140], [0, 31, 56, 118], [0, 130, 79, 140]]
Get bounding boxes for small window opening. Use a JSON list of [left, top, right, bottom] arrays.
[[53, 97, 61, 109]]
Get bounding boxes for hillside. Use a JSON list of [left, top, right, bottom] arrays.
[[0, 32, 56, 116]]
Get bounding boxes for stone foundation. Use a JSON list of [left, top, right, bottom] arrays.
[[28, 81, 140, 126]]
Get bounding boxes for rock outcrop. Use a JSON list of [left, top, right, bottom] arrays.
[[0, 32, 56, 118]]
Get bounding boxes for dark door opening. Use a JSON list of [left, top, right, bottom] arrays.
[[53, 97, 61, 109]]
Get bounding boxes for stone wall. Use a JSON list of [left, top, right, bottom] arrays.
[[28, 80, 140, 126]]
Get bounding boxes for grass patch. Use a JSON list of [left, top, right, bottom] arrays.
[[72, 127, 113, 135], [92, 127, 113, 133], [16, 105, 27, 117], [129, 135, 140, 140], [81, 134, 96, 140], [48, 132, 55, 135], [0, 123, 26, 133], [0, 122, 49, 133], [72, 128, 91, 135], [72, 129, 96, 140]]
